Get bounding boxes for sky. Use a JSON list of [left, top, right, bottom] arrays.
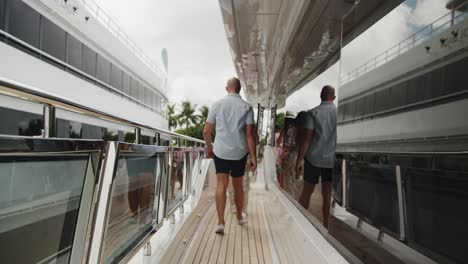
[[95, 0, 448, 113]]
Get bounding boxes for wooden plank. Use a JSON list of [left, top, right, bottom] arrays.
[[234, 216, 242, 264], [212, 212, 233, 264], [247, 193, 259, 264], [250, 192, 264, 264], [225, 208, 237, 264], [182, 205, 216, 263], [256, 193, 273, 264], [192, 207, 218, 263], [242, 221, 250, 263], [200, 208, 222, 263], [159, 191, 214, 264]]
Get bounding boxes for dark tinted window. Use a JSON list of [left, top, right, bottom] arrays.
[[390, 82, 406, 109], [0, 0, 5, 30], [7, 0, 40, 48], [428, 67, 445, 98], [446, 57, 467, 94], [146, 88, 152, 106], [66, 34, 83, 70], [83, 45, 96, 77], [81, 124, 104, 139], [110, 64, 122, 91], [40, 16, 66, 61], [364, 94, 375, 116], [354, 97, 365, 118], [122, 72, 130, 95], [153, 93, 158, 110], [97, 55, 111, 85], [337, 104, 345, 122], [130, 77, 138, 99], [138, 82, 145, 103], [407, 75, 424, 104], [103, 128, 119, 141], [0, 107, 43, 136], [56, 119, 82, 138], [374, 89, 390, 113]]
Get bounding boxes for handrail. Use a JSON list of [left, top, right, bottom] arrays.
[[340, 3, 468, 85], [78, 0, 167, 80], [0, 77, 205, 145]]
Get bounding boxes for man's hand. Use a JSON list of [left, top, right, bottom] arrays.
[[207, 145, 214, 158], [249, 156, 257, 171], [296, 158, 303, 177]]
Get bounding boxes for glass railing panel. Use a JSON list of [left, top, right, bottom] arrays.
[[405, 166, 468, 263], [165, 147, 191, 216], [347, 162, 400, 236], [100, 143, 167, 264], [0, 136, 104, 264]]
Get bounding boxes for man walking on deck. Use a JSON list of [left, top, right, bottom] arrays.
[[204, 77, 257, 234], [296, 85, 337, 228]]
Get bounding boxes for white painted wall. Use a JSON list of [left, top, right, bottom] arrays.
[[0, 41, 168, 130]]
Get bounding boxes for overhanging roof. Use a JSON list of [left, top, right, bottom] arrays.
[[219, 0, 403, 108]]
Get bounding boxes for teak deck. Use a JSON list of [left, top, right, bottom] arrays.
[[160, 185, 330, 264]]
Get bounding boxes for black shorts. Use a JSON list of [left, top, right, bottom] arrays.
[[213, 154, 248, 177], [303, 159, 332, 184]]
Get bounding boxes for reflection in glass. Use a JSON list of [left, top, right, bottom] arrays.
[[0, 106, 43, 136], [101, 146, 162, 264], [166, 150, 186, 214], [0, 154, 92, 264]]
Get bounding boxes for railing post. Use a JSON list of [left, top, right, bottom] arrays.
[[396, 165, 406, 241], [155, 132, 160, 146], [43, 105, 56, 138], [135, 128, 141, 144]]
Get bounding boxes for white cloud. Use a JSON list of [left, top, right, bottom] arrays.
[[96, 0, 237, 109]]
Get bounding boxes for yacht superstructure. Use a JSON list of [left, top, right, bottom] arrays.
[[1, 0, 467, 264]]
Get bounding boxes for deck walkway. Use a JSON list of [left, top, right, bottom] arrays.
[[159, 183, 344, 264]]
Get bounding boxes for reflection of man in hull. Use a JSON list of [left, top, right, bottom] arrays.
[[296, 86, 337, 228], [169, 152, 183, 201], [126, 153, 156, 225]]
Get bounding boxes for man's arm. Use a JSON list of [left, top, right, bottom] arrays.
[[203, 122, 215, 158], [296, 129, 313, 175], [246, 124, 257, 170]]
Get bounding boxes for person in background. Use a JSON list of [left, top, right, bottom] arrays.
[[204, 77, 257, 234], [296, 85, 337, 228]]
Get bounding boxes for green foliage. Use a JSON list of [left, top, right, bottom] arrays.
[[167, 104, 178, 130], [275, 112, 285, 129], [177, 101, 199, 129], [168, 102, 210, 141]]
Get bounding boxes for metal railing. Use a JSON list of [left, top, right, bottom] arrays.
[[0, 76, 203, 146], [340, 4, 468, 85], [0, 79, 207, 264], [77, 0, 166, 81]]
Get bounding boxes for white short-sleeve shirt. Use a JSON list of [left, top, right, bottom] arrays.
[[207, 93, 255, 160], [304, 101, 337, 168]]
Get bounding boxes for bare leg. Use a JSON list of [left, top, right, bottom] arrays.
[[216, 173, 229, 225], [321, 181, 332, 228], [231, 176, 245, 220], [298, 181, 315, 210]]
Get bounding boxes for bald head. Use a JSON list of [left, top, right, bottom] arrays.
[[320, 85, 336, 101], [226, 77, 241, 93]]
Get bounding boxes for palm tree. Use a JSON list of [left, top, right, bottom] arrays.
[[167, 104, 178, 130], [197, 105, 209, 126], [177, 101, 198, 129]]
